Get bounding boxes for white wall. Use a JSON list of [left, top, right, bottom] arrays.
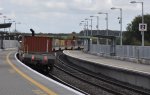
[[3, 40, 19, 49]]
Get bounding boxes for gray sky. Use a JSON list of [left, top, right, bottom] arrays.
[[0, 0, 149, 33]]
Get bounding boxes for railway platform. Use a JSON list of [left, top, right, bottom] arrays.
[[63, 50, 150, 90], [0, 49, 84, 95], [63, 50, 150, 74]]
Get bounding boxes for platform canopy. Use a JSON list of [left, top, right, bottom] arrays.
[[0, 23, 12, 28]]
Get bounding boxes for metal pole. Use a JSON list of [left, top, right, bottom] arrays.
[[91, 18, 92, 36], [9, 21, 12, 48], [9, 27, 10, 48], [97, 16, 99, 35], [106, 13, 108, 36], [15, 23, 16, 32], [106, 13, 109, 45], [86, 20, 89, 36], [120, 8, 123, 46], [141, 2, 144, 46], [9, 21, 11, 40], [84, 23, 86, 46], [130, 1, 144, 46], [81, 21, 86, 37], [4, 19, 5, 32], [84, 24, 86, 36], [110, 7, 122, 45], [86, 21, 88, 36], [97, 16, 99, 30]]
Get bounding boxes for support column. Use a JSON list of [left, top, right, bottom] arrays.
[[110, 38, 116, 56]]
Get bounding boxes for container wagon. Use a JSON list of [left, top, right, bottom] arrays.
[[18, 36, 55, 74]]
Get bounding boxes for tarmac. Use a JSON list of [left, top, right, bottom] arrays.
[[0, 49, 84, 95]]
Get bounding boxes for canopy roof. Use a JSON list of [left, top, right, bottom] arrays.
[[0, 23, 12, 28]]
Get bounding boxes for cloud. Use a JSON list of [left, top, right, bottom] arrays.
[[73, 0, 93, 7], [1, 0, 150, 33], [69, 0, 112, 12], [29, 11, 67, 20], [10, 0, 36, 6], [46, 1, 67, 9], [0, 8, 3, 10], [110, 0, 143, 11], [8, 12, 16, 19]]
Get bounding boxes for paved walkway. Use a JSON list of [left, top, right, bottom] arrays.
[[0, 50, 44, 95], [0, 50, 84, 95], [63, 50, 150, 75]]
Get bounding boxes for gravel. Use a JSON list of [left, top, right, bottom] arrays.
[[51, 54, 143, 95], [52, 66, 113, 95]]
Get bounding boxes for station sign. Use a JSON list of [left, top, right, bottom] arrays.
[[139, 23, 147, 31]]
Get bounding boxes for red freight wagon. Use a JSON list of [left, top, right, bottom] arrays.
[[64, 39, 76, 49], [22, 36, 52, 53], [19, 36, 55, 74]]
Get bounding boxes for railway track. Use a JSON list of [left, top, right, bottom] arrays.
[[54, 52, 150, 95], [19, 52, 150, 95], [54, 63, 123, 95], [48, 73, 89, 95]]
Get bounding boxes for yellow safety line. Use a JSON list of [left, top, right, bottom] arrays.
[[6, 52, 57, 95]]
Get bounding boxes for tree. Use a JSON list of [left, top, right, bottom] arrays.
[[124, 14, 150, 45]]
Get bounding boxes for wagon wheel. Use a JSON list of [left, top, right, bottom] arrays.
[[45, 64, 53, 74]]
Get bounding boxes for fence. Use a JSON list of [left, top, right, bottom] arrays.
[[88, 44, 150, 59], [1, 40, 19, 49]]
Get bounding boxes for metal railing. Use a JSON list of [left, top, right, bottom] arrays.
[[86, 44, 150, 59]]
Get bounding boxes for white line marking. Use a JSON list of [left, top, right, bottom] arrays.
[[15, 53, 84, 95]]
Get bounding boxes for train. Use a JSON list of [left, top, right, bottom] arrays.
[[18, 35, 56, 74], [18, 31, 83, 74], [52, 38, 83, 51]]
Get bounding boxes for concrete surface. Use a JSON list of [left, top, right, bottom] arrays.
[[0, 50, 84, 95], [63, 50, 150, 90]]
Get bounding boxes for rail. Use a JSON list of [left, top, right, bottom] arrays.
[[58, 53, 150, 95]]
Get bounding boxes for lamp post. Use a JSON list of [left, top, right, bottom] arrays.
[[111, 7, 123, 46], [81, 20, 88, 46], [4, 18, 11, 23], [0, 13, 3, 49], [84, 19, 89, 30], [9, 21, 15, 40], [81, 21, 87, 36], [90, 16, 99, 35], [5, 18, 11, 27], [85, 19, 89, 36], [15, 22, 21, 32], [15, 23, 16, 32], [9, 21, 15, 33], [3, 34, 6, 40], [130, 1, 144, 46], [4, 18, 11, 32], [4, 18, 11, 41], [79, 23, 83, 30], [90, 17, 93, 36], [3, 16, 7, 23], [3, 16, 6, 33], [98, 12, 109, 44], [0, 13, 2, 19], [85, 18, 92, 36], [80, 22, 87, 46], [80, 22, 86, 36]]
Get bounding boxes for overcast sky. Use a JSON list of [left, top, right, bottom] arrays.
[[0, 0, 149, 33]]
